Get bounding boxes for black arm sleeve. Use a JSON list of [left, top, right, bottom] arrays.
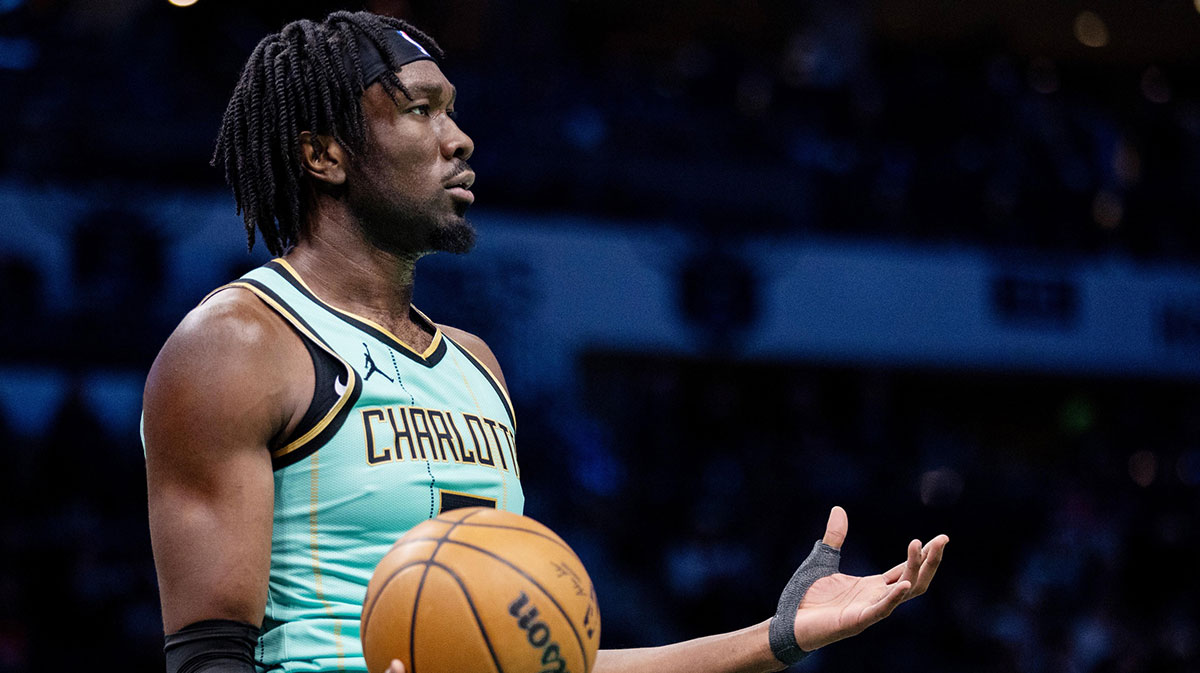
[[164, 619, 259, 673]]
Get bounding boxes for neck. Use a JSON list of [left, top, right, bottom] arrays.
[[284, 200, 435, 348]]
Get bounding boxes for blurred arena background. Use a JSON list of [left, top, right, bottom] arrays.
[[1, 0, 1199, 671]]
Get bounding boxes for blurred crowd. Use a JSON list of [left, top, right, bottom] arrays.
[[463, 8, 1200, 261], [537, 359, 1200, 672], [3, 1, 1199, 258], [0, 1, 1198, 672]]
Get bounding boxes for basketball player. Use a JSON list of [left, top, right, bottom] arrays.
[[143, 12, 948, 673]]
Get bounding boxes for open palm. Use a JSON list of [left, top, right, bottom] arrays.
[[792, 507, 948, 652]]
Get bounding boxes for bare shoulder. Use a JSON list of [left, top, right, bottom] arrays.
[[438, 324, 509, 394], [144, 287, 311, 459], [155, 287, 295, 368]]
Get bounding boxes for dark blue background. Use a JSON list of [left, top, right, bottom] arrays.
[[0, 1, 1198, 671]]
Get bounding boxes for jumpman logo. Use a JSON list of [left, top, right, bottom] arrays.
[[362, 343, 393, 383]]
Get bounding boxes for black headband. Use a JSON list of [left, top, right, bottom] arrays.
[[354, 29, 436, 87]]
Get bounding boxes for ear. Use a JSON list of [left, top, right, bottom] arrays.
[[298, 131, 347, 186]]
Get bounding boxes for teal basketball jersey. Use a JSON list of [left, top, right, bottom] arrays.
[[210, 259, 524, 672]]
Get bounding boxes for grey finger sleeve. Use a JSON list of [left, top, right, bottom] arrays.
[[768, 540, 842, 666]]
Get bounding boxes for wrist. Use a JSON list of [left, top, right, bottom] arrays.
[[769, 540, 841, 666], [753, 619, 791, 673]]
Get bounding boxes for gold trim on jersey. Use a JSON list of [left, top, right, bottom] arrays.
[[308, 439, 348, 667], [438, 488, 499, 511], [273, 258, 444, 361], [206, 281, 359, 460], [443, 332, 517, 430]]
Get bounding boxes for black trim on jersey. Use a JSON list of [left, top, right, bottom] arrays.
[[445, 336, 517, 430], [278, 334, 344, 448], [439, 491, 499, 514], [264, 260, 447, 368], [239, 278, 364, 470]]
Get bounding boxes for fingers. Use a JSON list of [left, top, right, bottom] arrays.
[[821, 506, 848, 549], [882, 539, 922, 583], [883, 560, 906, 583], [904, 538, 921, 581], [860, 579, 912, 626], [909, 534, 948, 596], [387, 659, 406, 673], [882, 533, 950, 597]]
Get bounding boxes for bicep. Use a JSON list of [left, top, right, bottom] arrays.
[[144, 298, 300, 632], [146, 434, 274, 632]]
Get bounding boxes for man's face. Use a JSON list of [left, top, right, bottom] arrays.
[[346, 60, 476, 255]]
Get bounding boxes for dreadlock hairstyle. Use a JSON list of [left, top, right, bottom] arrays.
[[211, 11, 444, 256]]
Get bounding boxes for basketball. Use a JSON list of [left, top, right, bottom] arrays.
[[361, 508, 601, 673]]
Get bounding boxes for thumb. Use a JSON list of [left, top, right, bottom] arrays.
[[822, 506, 848, 550], [387, 659, 406, 673]]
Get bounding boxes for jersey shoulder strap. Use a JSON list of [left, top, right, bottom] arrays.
[[198, 269, 363, 469]]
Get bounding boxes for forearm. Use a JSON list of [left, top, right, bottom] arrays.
[[593, 619, 785, 673]]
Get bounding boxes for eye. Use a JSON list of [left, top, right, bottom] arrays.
[[407, 104, 431, 116], [447, 108, 459, 121]]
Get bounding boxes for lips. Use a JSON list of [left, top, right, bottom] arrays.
[[444, 170, 475, 204], [444, 170, 475, 191]]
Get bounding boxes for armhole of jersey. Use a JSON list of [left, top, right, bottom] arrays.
[[202, 281, 362, 470], [444, 335, 517, 431], [277, 332, 344, 451]]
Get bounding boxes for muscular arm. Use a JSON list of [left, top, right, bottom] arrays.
[[593, 508, 947, 673], [145, 289, 312, 632]]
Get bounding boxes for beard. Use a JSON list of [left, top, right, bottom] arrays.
[[351, 185, 477, 257], [429, 215, 476, 254]]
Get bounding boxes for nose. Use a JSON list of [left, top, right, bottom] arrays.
[[440, 115, 474, 161]]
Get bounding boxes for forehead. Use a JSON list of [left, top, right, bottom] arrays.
[[360, 59, 455, 121], [394, 59, 454, 99]]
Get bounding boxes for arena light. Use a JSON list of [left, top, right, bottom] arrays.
[[169, 0, 199, 7], [1073, 11, 1109, 48]]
